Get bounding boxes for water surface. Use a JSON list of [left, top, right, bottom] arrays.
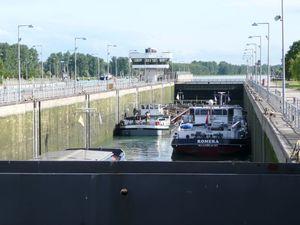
[[106, 135, 174, 161]]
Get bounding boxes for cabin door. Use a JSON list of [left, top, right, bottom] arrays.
[[228, 108, 234, 124]]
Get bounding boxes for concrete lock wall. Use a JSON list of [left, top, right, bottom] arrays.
[[0, 83, 174, 160], [243, 87, 278, 162]]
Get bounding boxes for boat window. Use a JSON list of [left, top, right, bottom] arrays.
[[234, 109, 242, 116], [222, 109, 228, 115], [141, 105, 145, 109], [132, 58, 143, 63], [213, 109, 222, 115], [201, 109, 208, 115], [146, 105, 150, 109], [195, 109, 201, 115], [154, 105, 159, 109]]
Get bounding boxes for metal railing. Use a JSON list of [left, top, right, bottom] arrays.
[[247, 79, 300, 130], [183, 75, 248, 84], [0, 78, 174, 106]]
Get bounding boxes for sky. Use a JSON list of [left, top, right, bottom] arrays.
[[0, 0, 299, 65]]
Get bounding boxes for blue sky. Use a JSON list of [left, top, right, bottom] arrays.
[[0, 0, 299, 64]]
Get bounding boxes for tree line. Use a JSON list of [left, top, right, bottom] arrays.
[[172, 61, 248, 75], [0, 43, 39, 79], [172, 61, 285, 76], [44, 53, 130, 78], [0, 42, 129, 80], [1, 41, 298, 80]]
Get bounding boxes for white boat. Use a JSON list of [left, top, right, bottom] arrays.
[[116, 104, 171, 136]]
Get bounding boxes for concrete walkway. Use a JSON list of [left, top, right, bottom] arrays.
[[252, 82, 300, 162]]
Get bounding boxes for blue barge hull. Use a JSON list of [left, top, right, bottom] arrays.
[[0, 161, 299, 225]]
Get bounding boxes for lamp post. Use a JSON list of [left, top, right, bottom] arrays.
[[253, 22, 270, 92], [244, 48, 255, 79], [18, 24, 34, 101], [129, 50, 137, 84], [96, 56, 100, 77], [115, 57, 118, 77], [246, 43, 258, 82], [128, 57, 132, 84], [74, 37, 87, 82], [92, 54, 100, 77], [32, 45, 43, 79], [249, 36, 262, 84], [106, 44, 117, 75], [243, 53, 252, 78], [59, 60, 65, 79], [52, 56, 58, 78], [275, 0, 285, 114], [65, 50, 73, 78]]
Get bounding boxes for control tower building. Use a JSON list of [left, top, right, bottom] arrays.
[[129, 48, 172, 83]]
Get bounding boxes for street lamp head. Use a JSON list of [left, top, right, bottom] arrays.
[[75, 37, 87, 41], [252, 23, 258, 26], [248, 36, 253, 39], [18, 24, 34, 28], [274, 15, 282, 21]]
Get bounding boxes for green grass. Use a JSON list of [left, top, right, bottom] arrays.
[[287, 80, 300, 90], [273, 80, 300, 90], [286, 81, 300, 90]]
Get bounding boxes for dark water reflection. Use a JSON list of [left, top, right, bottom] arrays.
[[104, 133, 250, 162]]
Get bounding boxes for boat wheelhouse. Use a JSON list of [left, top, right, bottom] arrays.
[[130, 48, 172, 83]]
